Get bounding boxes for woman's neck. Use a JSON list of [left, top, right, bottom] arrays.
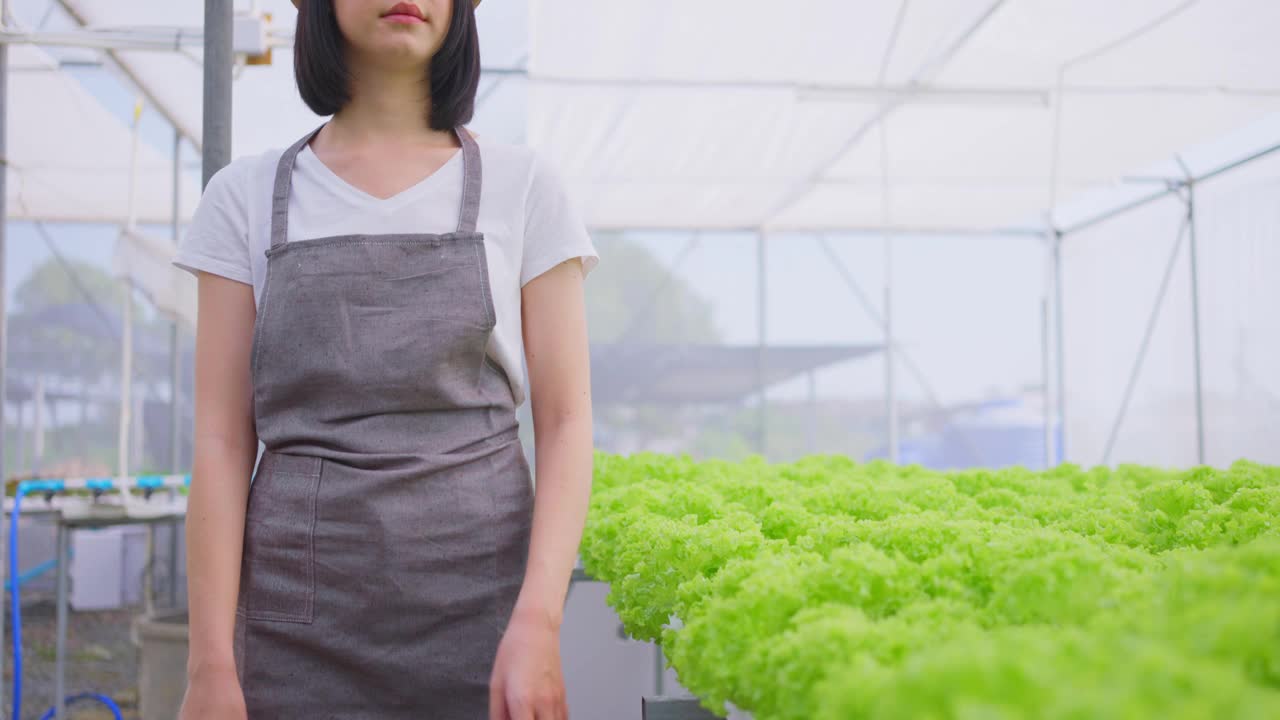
[[326, 61, 449, 145]]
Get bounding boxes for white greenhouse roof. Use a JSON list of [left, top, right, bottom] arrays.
[[8, 0, 1280, 233], [527, 0, 1280, 233]]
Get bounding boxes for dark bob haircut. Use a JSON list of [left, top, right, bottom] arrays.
[[294, 0, 481, 130]]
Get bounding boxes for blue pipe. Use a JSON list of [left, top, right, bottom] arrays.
[[4, 552, 69, 593], [10, 481, 124, 720], [38, 692, 123, 720]]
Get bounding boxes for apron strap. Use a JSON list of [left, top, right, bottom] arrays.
[[455, 125, 482, 234], [270, 125, 324, 250], [269, 124, 482, 248]]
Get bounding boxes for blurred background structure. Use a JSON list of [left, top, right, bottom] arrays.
[[2, 0, 1279, 718]]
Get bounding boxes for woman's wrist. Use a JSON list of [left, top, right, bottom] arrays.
[[511, 598, 563, 632], [187, 646, 237, 680]]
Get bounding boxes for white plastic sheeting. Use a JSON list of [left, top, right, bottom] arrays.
[[6, 0, 1279, 465], [1061, 146, 1280, 467], [528, 0, 1280, 231], [5, 45, 199, 223], [14, 0, 1280, 232]]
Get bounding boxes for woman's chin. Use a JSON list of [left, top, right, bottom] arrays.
[[354, 39, 436, 70]]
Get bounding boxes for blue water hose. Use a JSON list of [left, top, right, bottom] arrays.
[[10, 479, 124, 720], [37, 693, 124, 720]]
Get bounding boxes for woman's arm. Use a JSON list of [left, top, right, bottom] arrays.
[[515, 256, 595, 627], [185, 272, 259, 678], [490, 257, 592, 719]]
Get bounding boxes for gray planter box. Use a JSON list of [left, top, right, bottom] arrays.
[[133, 610, 189, 720], [643, 696, 721, 720]]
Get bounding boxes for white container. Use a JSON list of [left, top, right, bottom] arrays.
[[70, 527, 124, 610]]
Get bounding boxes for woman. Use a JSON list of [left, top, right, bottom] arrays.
[[171, 1, 597, 717]]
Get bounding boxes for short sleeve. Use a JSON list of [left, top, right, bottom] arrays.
[[520, 151, 599, 287], [171, 160, 254, 286]]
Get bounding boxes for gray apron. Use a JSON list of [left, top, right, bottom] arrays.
[[232, 125, 534, 719]]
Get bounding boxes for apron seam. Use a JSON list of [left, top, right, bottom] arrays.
[[472, 241, 496, 328], [249, 251, 274, 423], [263, 232, 480, 259]]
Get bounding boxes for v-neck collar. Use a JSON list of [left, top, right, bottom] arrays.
[[296, 141, 465, 212]]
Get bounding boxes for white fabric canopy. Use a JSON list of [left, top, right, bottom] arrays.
[[528, 0, 1280, 232], [9, 0, 1280, 233], [56, 0, 206, 144]]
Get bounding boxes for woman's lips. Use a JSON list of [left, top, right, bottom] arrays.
[[383, 2, 425, 23]]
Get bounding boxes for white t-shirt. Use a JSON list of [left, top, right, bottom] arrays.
[[171, 133, 599, 408]]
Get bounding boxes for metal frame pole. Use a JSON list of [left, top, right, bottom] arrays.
[[203, 0, 235, 188], [1041, 296, 1051, 468], [32, 377, 44, 474], [806, 370, 817, 454], [119, 284, 133, 480], [169, 128, 182, 608], [1183, 179, 1207, 465], [0, 0, 9, 708], [885, 281, 898, 463], [756, 230, 767, 456], [53, 524, 68, 719], [880, 101, 899, 465], [653, 644, 664, 697], [1053, 231, 1066, 463]]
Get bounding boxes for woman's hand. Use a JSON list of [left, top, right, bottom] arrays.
[[178, 662, 247, 720], [489, 606, 568, 720]]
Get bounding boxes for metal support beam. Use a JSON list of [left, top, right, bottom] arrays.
[[880, 79, 899, 464], [119, 283, 133, 479], [0, 0, 9, 707], [1102, 215, 1189, 464], [1059, 142, 1280, 239], [756, 230, 768, 456], [591, 224, 1043, 237], [53, 525, 69, 719], [1041, 297, 1052, 468], [169, 128, 182, 608], [885, 282, 898, 463], [1179, 170, 1207, 465], [806, 370, 817, 454], [1052, 231, 1066, 463], [653, 644, 665, 697], [203, 0, 234, 187], [170, 128, 182, 471], [32, 376, 44, 474]]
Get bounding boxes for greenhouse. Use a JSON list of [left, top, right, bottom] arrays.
[[2, 0, 1278, 718]]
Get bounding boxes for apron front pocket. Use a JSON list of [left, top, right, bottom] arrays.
[[240, 460, 323, 623]]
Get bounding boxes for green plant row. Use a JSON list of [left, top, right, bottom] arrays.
[[579, 452, 1280, 719]]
